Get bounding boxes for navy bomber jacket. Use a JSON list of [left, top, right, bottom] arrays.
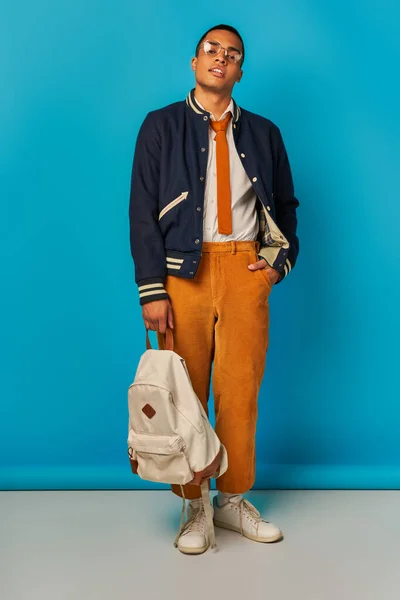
[[129, 89, 300, 306]]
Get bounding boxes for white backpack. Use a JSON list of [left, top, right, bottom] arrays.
[[127, 329, 228, 549]]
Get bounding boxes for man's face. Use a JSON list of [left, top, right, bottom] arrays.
[[191, 29, 243, 93]]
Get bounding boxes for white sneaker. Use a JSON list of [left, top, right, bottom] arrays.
[[177, 498, 213, 555], [213, 494, 283, 543]]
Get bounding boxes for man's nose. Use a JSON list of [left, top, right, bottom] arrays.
[[215, 53, 227, 65]]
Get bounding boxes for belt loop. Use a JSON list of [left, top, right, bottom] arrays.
[[231, 241, 236, 255]]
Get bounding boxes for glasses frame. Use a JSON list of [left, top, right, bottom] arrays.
[[198, 40, 243, 65]]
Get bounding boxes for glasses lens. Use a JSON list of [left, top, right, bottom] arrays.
[[226, 50, 241, 63], [203, 41, 221, 55], [202, 41, 242, 63]]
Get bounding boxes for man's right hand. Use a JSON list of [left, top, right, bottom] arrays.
[[142, 299, 174, 334]]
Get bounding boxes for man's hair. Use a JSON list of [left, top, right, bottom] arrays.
[[195, 24, 245, 66]]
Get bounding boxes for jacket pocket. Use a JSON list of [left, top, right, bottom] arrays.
[[158, 192, 188, 221], [128, 430, 193, 484]]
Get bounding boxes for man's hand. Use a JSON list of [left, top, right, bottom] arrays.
[[248, 257, 281, 285], [142, 299, 174, 333]]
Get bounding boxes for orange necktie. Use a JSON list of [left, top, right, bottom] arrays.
[[210, 113, 232, 235]]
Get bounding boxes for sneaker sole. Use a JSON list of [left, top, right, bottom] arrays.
[[177, 542, 210, 555], [213, 520, 283, 543]]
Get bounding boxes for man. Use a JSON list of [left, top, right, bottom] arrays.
[[129, 24, 299, 554]]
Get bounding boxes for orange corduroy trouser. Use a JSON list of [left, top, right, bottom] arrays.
[[157, 241, 271, 499]]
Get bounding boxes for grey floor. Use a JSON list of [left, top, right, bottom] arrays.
[[1, 490, 399, 600]]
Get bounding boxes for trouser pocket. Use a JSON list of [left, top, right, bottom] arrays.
[[251, 251, 272, 288], [258, 266, 272, 286]]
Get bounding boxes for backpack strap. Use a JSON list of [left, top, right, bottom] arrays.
[[201, 481, 217, 550], [172, 483, 217, 551], [145, 327, 174, 351], [173, 485, 188, 548]]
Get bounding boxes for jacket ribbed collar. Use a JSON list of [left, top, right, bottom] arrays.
[[186, 88, 241, 123]]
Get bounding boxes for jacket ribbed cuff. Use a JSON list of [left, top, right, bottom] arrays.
[[258, 255, 292, 285], [282, 257, 293, 279], [274, 257, 293, 284], [137, 278, 169, 306]]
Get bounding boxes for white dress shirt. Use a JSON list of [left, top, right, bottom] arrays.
[[196, 97, 259, 243]]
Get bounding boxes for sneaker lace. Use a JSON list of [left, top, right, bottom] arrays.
[[181, 503, 206, 534], [238, 498, 267, 536]]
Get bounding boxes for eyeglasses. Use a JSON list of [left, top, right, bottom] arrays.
[[198, 40, 243, 64]]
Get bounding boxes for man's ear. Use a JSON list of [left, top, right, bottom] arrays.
[[191, 57, 197, 71], [237, 69, 243, 83]]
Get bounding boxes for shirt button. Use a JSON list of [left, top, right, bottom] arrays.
[[233, 124, 236, 129], [252, 177, 257, 182], [197, 207, 201, 212], [189, 271, 194, 275], [195, 239, 200, 244], [200, 176, 204, 181], [201, 147, 206, 152], [267, 206, 271, 211], [241, 153, 245, 158], [193, 261, 197, 264], [203, 116, 208, 121]]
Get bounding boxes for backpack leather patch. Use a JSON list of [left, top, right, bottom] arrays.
[[142, 403, 156, 419]]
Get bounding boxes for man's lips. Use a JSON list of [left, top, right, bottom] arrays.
[[209, 67, 225, 78]]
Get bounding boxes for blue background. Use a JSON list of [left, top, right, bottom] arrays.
[[1, 0, 399, 490]]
